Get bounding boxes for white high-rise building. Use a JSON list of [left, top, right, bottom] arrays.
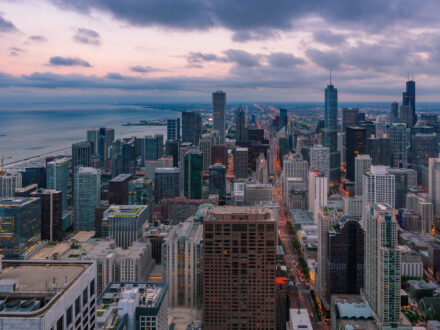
[[354, 155, 371, 196], [309, 145, 330, 178], [428, 158, 440, 216], [343, 196, 363, 220], [363, 203, 401, 327], [283, 154, 308, 181], [0, 172, 21, 197], [362, 166, 395, 223], [406, 193, 433, 233], [162, 218, 203, 308], [308, 171, 328, 224]]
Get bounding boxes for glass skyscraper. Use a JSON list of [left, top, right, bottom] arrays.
[[323, 83, 341, 181], [184, 149, 203, 199], [46, 157, 69, 211], [0, 197, 41, 259], [74, 167, 101, 231]]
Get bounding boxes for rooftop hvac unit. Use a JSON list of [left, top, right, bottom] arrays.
[[4, 300, 21, 312], [19, 300, 40, 312]]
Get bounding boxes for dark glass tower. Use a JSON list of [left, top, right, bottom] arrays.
[[182, 111, 202, 146], [403, 80, 416, 125], [323, 83, 340, 181], [390, 102, 399, 123], [280, 108, 288, 129], [208, 164, 226, 202], [184, 149, 203, 199], [346, 126, 366, 181], [236, 105, 247, 145]]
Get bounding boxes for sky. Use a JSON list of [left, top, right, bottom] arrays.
[[1, 0, 440, 103]]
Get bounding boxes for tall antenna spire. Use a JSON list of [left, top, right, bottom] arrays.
[[330, 67, 332, 85], [412, 72, 414, 81]]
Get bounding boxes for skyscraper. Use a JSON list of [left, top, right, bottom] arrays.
[[362, 166, 395, 219], [387, 168, 417, 209], [0, 172, 22, 197], [0, 197, 41, 259], [400, 105, 414, 128], [203, 206, 277, 329], [31, 189, 63, 241], [342, 107, 359, 133], [354, 154, 372, 196], [308, 171, 328, 223], [163, 218, 203, 308], [46, 157, 69, 211], [102, 205, 149, 249], [72, 141, 92, 169], [411, 133, 438, 166], [327, 216, 364, 301], [108, 173, 132, 205], [213, 91, 226, 144], [74, 167, 101, 231], [317, 205, 343, 303], [236, 105, 247, 144], [428, 158, 440, 216], [167, 118, 180, 141], [280, 108, 288, 129], [234, 147, 248, 179], [86, 127, 115, 168], [184, 149, 203, 199], [210, 144, 228, 167], [366, 136, 392, 166], [154, 168, 180, 202], [364, 204, 401, 327], [309, 145, 330, 178], [346, 126, 366, 181], [402, 79, 416, 125], [182, 111, 202, 145], [390, 102, 399, 123], [323, 82, 340, 181], [144, 135, 163, 161], [390, 122, 408, 168], [209, 164, 226, 202]]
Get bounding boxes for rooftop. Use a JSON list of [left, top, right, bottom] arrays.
[[104, 205, 147, 218], [0, 197, 39, 208], [289, 308, 313, 329], [155, 167, 179, 173], [0, 260, 94, 317], [110, 173, 132, 183], [97, 282, 167, 329], [207, 206, 274, 221]]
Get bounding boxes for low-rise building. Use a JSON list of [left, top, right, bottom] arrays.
[[96, 282, 168, 330], [288, 308, 313, 330], [0, 259, 97, 330]]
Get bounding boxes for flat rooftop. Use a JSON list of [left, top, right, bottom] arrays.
[[110, 173, 132, 183], [104, 205, 146, 218], [207, 206, 274, 221], [0, 197, 39, 207], [0, 260, 94, 317]]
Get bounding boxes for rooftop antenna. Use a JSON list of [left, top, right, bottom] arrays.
[[330, 68, 332, 85], [412, 72, 414, 81]]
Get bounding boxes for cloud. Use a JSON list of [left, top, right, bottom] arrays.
[[73, 28, 101, 45], [129, 65, 163, 73], [106, 72, 125, 80], [9, 47, 25, 57], [50, 0, 440, 41], [313, 30, 347, 46], [267, 52, 305, 68], [48, 56, 92, 67], [0, 14, 18, 33], [28, 35, 48, 42], [306, 49, 343, 70], [186, 50, 260, 67]]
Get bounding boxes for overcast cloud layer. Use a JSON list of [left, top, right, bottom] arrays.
[[1, 0, 440, 102]]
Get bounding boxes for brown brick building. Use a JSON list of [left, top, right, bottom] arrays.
[[203, 206, 277, 329]]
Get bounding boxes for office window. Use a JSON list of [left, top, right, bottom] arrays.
[[75, 296, 81, 316], [90, 279, 95, 296], [66, 305, 73, 326], [83, 287, 88, 306], [56, 316, 64, 330]]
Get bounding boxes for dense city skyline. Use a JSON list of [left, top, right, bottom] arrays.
[[2, 1, 440, 102]]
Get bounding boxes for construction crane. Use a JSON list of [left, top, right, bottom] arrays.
[[0, 156, 12, 175]]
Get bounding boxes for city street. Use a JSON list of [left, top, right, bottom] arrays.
[[273, 178, 330, 329]]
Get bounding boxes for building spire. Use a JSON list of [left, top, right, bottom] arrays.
[[330, 68, 332, 85]]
